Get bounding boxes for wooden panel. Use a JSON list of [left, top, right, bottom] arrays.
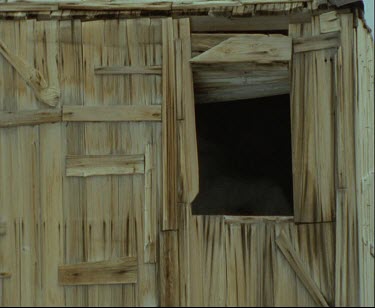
[[62, 105, 162, 122], [94, 65, 162, 75], [66, 154, 145, 177], [276, 231, 329, 307], [162, 18, 178, 231], [58, 257, 138, 286], [0, 109, 61, 127], [190, 34, 292, 64], [293, 32, 340, 53], [291, 48, 336, 223]]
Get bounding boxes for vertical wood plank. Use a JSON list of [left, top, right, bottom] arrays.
[[160, 231, 180, 307], [162, 18, 178, 231], [335, 13, 359, 307], [176, 18, 199, 204]]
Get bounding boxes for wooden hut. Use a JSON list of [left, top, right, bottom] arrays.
[[0, 0, 373, 306]]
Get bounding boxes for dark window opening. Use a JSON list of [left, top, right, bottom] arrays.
[[192, 95, 294, 216]]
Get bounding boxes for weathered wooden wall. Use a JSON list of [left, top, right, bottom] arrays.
[[0, 18, 163, 306], [0, 6, 373, 308]]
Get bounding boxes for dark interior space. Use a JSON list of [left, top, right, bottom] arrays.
[[192, 95, 294, 216]]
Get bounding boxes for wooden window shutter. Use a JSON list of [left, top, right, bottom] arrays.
[[290, 25, 339, 223], [174, 18, 199, 205]]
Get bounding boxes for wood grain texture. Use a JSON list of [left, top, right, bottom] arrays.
[[63, 105, 162, 122], [293, 32, 340, 53], [355, 18, 374, 307], [290, 34, 336, 223], [334, 13, 360, 307], [160, 231, 180, 307], [320, 11, 341, 33], [162, 18, 178, 231], [175, 18, 199, 204], [190, 34, 292, 64], [0, 109, 61, 127], [66, 154, 145, 177], [193, 62, 290, 103], [0, 36, 60, 107], [58, 257, 138, 286], [276, 230, 329, 307], [143, 144, 157, 264]]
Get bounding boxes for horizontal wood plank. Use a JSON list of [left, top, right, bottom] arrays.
[[319, 11, 341, 34], [293, 32, 340, 53], [58, 257, 137, 286], [0, 109, 62, 128], [62, 105, 162, 122], [190, 35, 292, 64], [94, 65, 162, 75], [66, 154, 145, 177]]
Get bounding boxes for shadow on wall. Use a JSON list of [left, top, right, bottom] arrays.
[[192, 95, 294, 216]]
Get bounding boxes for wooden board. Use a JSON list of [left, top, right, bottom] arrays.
[[290, 47, 336, 223], [190, 34, 292, 64], [66, 154, 145, 177], [58, 257, 138, 286], [63, 105, 162, 122], [162, 18, 178, 231]]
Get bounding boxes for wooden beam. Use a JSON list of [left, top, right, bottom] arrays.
[[62, 105, 162, 122], [0, 38, 60, 107], [0, 109, 62, 128], [66, 154, 144, 177], [275, 231, 330, 307], [58, 257, 137, 286], [190, 35, 292, 64], [293, 32, 340, 53], [94, 65, 162, 75], [190, 15, 310, 33]]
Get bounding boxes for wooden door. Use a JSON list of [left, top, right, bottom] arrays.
[[59, 19, 163, 306], [0, 17, 184, 306]]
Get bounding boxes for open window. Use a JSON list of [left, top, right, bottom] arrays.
[[187, 34, 294, 216], [192, 95, 293, 216]]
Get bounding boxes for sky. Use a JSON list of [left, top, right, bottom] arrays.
[[363, 0, 374, 34]]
